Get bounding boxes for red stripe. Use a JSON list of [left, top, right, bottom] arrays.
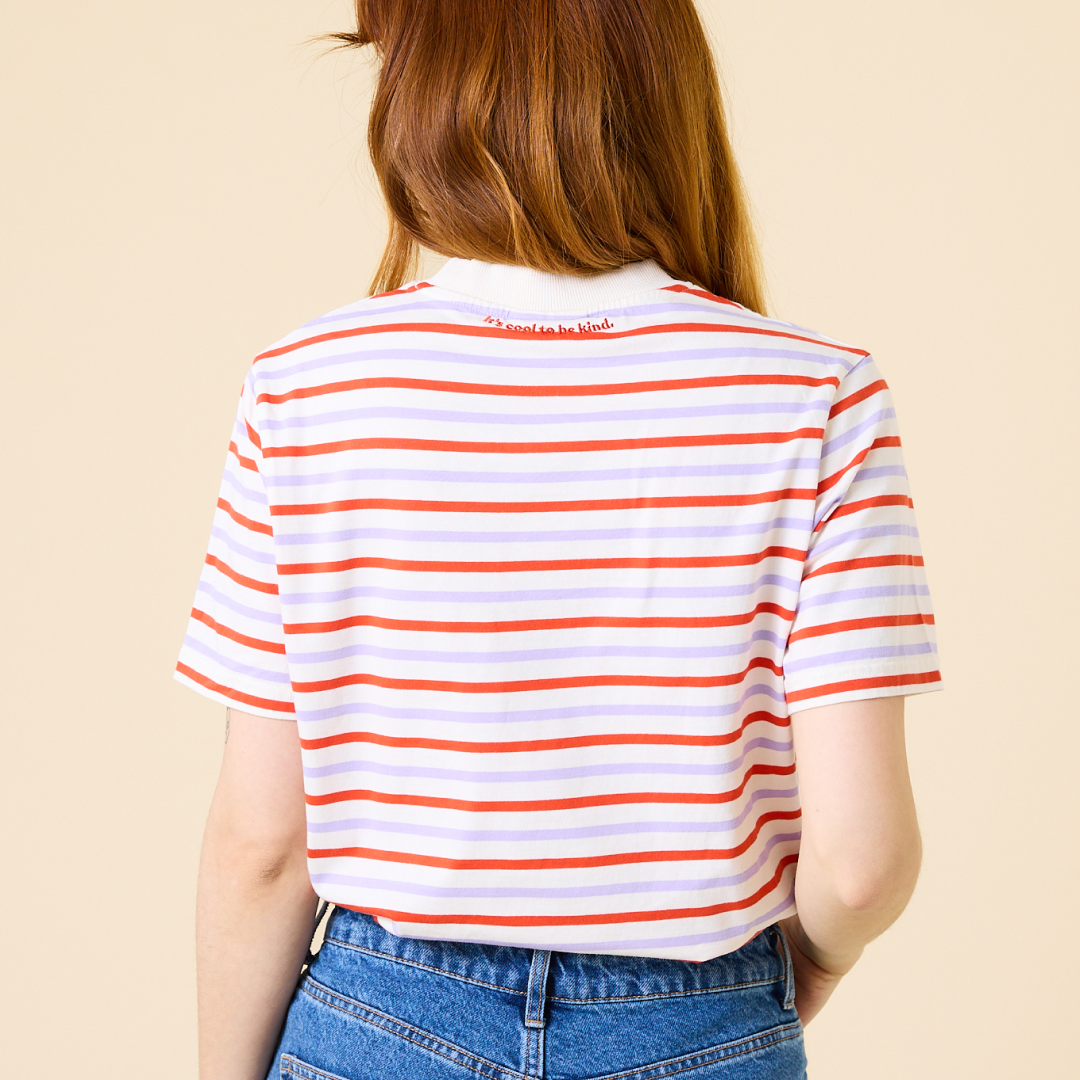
[[244, 419, 262, 451], [228, 441, 259, 473], [803, 554, 923, 581], [175, 662, 295, 714], [822, 494, 913, 524], [660, 283, 739, 307], [291, 656, 784, 696], [272, 490, 815, 518], [204, 553, 279, 595], [279, 549, 805, 578], [370, 281, 434, 299], [252, 320, 871, 362], [336, 853, 799, 928], [828, 379, 888, 420], [216, 497, 273, 536], [189, 608, 286, 655], [306, 761, 796, 811], [788, 613, 934, 644], [284, 601, 796, 636], [786, 670, 941, 704], [263, 427, 824, 459], [255, 372, 840, 406], [308, 810, 800, 871], [817, 436, 901, 494], [300, 710, 789, 754]]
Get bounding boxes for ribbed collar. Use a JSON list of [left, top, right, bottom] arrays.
[[428, 258, 677, 314]]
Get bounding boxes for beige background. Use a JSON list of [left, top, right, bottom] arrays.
[[2, 1, 1077, 1075]]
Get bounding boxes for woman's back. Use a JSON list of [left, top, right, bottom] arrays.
[[178, 256, 937, 961]]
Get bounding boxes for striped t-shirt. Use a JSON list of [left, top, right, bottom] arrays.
[[176, 257, 940, 961]]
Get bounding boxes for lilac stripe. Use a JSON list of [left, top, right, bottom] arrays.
[[263, 458, 821, 488], [309, 832, 800, 901], [289, 630, 787, 666], [295, 682, 788, 725], [273, 518, 814, 548], [810, 523, 920, 556], [280, 576, 802, 608], [261, 400, 830, 432], [208, 526, 276, 565], [841, 354, 874, 379], [795, 583, 930, 611], [821, 409, 895, 457], [307, 786, 799, 840], [181, 634, 290, 684], [221, 469, 269, 507], [303, 736, 791, 783], [851, 465, 908, 483], [195, 581, 281, 624], [784, 642, 937, 674], [813, 494, 843, 530], [263, 346, 851, 384]]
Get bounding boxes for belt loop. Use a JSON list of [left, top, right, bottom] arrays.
[[524, 949, 552, 1029], [523, 949, 551, 1078]]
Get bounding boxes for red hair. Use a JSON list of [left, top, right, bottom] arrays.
[[333, 0, 766, 312]]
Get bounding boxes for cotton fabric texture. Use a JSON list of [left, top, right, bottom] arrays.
[[176, 258, 941, 960], [269, 907, 807, 1080]]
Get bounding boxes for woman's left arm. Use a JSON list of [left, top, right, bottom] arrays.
[[196, 708, 319, 1080]]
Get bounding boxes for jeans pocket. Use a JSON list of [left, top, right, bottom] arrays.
[[279, 1054, 352, 1080], [768, 925, 797, 1012]]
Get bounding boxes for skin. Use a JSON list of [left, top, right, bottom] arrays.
[[781, 695, 922, 1023], [196, 710, 318, 1080], [195, 696, 921, 1076]]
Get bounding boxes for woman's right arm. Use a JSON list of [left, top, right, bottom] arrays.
[[782, 695, 922, 1024], [197, 708, 320, 1079]]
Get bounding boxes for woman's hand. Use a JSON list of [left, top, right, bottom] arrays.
[[780, 916, 849, 1025]]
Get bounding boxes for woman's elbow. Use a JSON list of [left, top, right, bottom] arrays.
[[232, 839, 310, 889], [202, 812, 311, 892], [832, 829, 923, 916]]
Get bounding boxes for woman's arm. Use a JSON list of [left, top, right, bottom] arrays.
[[196, 708, 319, 1080], [781, 695, 922, 1024]]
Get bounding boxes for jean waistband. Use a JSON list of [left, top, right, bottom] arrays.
[[323, 909, 784, 1002]]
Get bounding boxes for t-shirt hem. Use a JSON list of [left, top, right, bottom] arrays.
[[333, 899, 799, 962], [173, 666, 295, 720], [785, 665, 942, 713]]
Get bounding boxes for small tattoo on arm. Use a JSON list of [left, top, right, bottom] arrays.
[[225, 710, 231, 743]]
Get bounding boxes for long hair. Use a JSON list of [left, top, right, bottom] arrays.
[[331, 0, 766, 312]]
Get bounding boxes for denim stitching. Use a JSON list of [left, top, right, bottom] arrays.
[[300, 976, 527, 1080], [323, 936, 525, 997], [548, 976, 774, 1004], [280, 1054, 351, 1080], [768, 927, 796, 1011], [323, 933, 777, 1003], [583, 1022, 803, 1080]]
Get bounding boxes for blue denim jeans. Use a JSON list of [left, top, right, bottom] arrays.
[[269, 908, 806, 1080]]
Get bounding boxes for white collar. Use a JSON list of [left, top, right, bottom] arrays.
[[428, 257, 677, 314]]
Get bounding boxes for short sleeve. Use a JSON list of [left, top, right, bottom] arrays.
[[174, 374, 295, 717], [783, 357, 941, 711]]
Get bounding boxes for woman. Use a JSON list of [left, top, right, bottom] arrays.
[[179, 2, 940, 1077]]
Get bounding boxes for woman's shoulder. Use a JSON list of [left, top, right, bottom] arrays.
[[664, 284, 871, 360], [245, 273, 874, 393], [245, 279, 438, 374]]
